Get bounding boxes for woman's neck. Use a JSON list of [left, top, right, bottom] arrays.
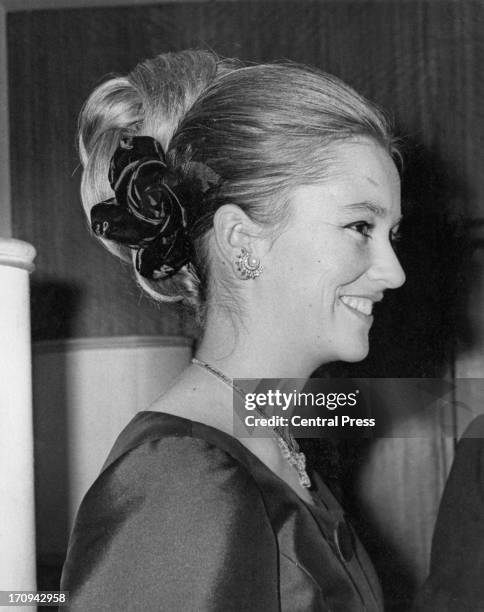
[[196, 305, 319, 379]]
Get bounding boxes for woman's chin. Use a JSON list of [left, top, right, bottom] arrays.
[[336, 341, 370, 363]]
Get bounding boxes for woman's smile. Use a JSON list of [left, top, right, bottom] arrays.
[[258, 138, 405, 370], [339, 294, 378, 320]]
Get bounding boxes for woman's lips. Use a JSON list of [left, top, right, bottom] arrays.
[[340, 295, 374, 316]]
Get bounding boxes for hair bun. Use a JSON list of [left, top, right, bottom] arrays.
[[90, 135, 191, 279]]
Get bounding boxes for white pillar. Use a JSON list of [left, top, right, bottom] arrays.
[[0, 239, 37, 594]]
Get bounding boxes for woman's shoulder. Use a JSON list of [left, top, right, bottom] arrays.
[[68, 411, 276, 555], [84, 410, 269, 514], [102, 409, 255, 477], [62, 411, 280, 609], [101, 409, 200, 472]]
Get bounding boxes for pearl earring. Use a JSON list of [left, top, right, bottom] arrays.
[[236, 248, 263, 279]]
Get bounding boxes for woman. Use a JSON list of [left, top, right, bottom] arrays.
[[61, 50, 405, 611]]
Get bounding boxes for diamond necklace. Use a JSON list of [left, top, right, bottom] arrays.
[[191, 357, 311, 489]]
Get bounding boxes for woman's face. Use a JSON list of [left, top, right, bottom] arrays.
[[260, 138, 405, 369]]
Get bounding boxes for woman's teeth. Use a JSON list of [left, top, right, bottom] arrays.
[[340, 296, 373, 316]]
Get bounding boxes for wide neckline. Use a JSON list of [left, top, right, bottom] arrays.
[[133, 409, 332, 511], [106, 410, 381, 609]]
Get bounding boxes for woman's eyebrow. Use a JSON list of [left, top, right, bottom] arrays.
[[343, 202, 388, 217], [344, 202, 403, 226]]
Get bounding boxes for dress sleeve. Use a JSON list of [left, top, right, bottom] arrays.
[[61, 435, 280, 612]]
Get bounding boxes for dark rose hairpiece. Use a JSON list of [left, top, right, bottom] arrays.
[[90, 135, 191, 279]]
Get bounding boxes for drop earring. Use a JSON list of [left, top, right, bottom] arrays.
[[236, 248, 263, 279]]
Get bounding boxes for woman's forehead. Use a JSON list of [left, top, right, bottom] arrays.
[[287, 143, 401, 223], [327, 139, 400, 183]]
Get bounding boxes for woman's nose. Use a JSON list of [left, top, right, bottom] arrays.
[[367, 241, 406, 289]]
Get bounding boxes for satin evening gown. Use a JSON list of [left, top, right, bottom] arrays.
[[61, 411, 383, 611]]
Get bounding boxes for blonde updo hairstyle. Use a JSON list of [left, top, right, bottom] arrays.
[[78, 50, 396, 321]]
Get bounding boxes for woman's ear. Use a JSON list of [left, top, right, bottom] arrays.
[[212, 204, 264, 276]]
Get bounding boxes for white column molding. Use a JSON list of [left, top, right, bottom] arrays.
[[0, 239, 36, 596]]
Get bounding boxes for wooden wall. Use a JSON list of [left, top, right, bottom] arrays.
[[7, 2, 483, 608]]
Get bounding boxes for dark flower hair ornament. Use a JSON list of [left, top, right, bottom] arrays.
[[90, 135, 192, 280]]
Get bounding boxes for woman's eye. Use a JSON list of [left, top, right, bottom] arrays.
[[390, 228, 402, 246], [345, 221, 373, 238]]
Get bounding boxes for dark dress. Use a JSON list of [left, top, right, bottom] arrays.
[[61, 411, 383, 611]]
